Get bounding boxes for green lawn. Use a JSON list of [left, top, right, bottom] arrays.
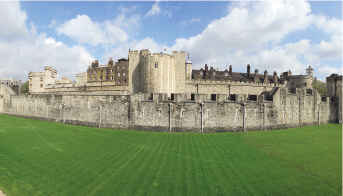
[[0, 114, 341, 195]]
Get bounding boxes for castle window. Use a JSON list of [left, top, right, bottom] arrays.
[[94, 71, 97, 74], [304, 83, 307, 87], [282, 111, 285, 118], [142, 109, 145, 117], [94, 77, 97, 81], [105, 77, 107, 81], [123, 66, 126, 69], [90, 71, 92, 74], [89, 78, 92, 81], [213, 72, 216, 75], [155, 63, 158, 69], [159, 109, 162, 117], [30, 84, 32, 88], [30, 77, 32, 81], [118, 80, 121, 84], [40, 84, 43, 88], [199, 72, 203, 75], [105, 70, 107, 73], [123, 72, 126, 77], [180, 110, 184, 118], [207, 109, 210, 118], [111, 76, 113, 80], [118, 73, 121, 77], [224, 73, 228, 76], [40, 78, 43, 82], [118, 66, 121, 70], [111, 69, 113, 73], [123, 80, 126, 84]]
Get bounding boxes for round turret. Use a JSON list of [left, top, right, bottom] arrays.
[[288, 75, 313, 88], [306, 65, 314, 78]]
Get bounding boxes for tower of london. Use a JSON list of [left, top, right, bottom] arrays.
[[0, 49, 341, 132]]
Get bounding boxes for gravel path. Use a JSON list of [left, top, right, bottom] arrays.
[[0, 190, 6, 196]]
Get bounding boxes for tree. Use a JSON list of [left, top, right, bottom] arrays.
[[20, 81, 29, 93], [312, 77, 326, 96]]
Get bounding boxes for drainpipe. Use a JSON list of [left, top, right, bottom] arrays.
[[263, 103, 266, 131], [201, 103, 204, 133], [299, 97, 302, 127], [63, 104, 66, 124], [169, 103, 172, 132], [99, 105, 101, 128], [243, 103, 246, 132], [228, 85, 231, 96]]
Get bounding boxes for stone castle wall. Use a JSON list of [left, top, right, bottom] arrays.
[[0, 84, 336, 132], [185, 80, 286, 98]]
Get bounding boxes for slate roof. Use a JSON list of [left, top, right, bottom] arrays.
[[192, 69, 279, 83]]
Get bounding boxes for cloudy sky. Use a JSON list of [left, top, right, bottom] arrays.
[[0, 1, 341, 82]]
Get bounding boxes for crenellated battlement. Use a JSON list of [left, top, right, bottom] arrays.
[[2, 85, 336, 132], [186, 79, 286, 87]]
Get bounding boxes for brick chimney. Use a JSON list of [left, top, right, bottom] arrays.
[[254, 69, 259, 83], [273, 71, 278, 84], [264, 70, 269, 84]]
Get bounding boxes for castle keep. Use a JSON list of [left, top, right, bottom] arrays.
[[0, 49, 341, 132]]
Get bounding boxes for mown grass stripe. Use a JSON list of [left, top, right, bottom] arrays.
[[0, 114, 341, 195]]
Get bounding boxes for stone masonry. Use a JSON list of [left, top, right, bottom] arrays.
[[0, 83, 339, 132], [2, 48, 341, 132]]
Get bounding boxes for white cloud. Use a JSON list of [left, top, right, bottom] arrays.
[[0, 2, 94, 81], [165, 0, 341, 81], [48, 19, 58, 28], [44, 37, 62, 47], [114, 14, 141, 33], [102, 37, 166, 63], [314, 15, 342, 36], [56, 15, 129, 46], [0, 1, 29, 41], [146, 2, 161, 17], [3, 1, 341, 83], [317, 65, 343, 78], [146, 1, 176, 19], [181, 17, 201, 26], [173, 1, 314, 54], [118, 5, 137, 14]]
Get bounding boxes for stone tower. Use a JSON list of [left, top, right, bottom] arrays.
[[306, 65, 314, 78], [130, 49, 186, 96]]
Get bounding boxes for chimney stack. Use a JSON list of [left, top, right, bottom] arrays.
[[247, 64, 251, 80]]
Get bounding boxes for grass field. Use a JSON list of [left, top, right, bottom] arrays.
[[0, 114, 341, 195]]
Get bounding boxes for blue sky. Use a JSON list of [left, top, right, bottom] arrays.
[[0, 1, 342, 82]]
